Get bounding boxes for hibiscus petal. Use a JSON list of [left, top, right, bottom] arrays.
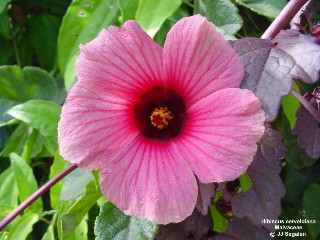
[[58, 83, 138, 170], [175, 88, 265, 183], [163, 15, 244, 106], [100, 136, 198, 224], [76, 21, 163, 100]]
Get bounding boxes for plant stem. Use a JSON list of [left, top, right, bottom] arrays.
[[261, 0, 309, 40], [0, 164, 78, 231], [291, 89, 320, 123]]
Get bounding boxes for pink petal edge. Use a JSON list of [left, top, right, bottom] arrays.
[[174, 88, 265, 183], [58, 83, 138, 170], [75, 21, 163, 101], [163, 15, 244, 106], [100, 136, 198, 224]]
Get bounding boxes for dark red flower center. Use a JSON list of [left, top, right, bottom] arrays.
[[134, 86, 186, 140]]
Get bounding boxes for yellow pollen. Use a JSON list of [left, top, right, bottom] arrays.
[[150, 106, 174, 129]]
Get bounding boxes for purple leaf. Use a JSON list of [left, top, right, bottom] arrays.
[[196, 183, 216, 215], [224, 128, 286, 231], [273, 30, 320, 84], [156, 209, 212, 240], [232, 38, 294, 121], [293, 87, 320, 159], [214, 218, 272, 240]]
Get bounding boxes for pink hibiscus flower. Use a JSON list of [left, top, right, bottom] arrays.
[[58, 15, 265, 224]]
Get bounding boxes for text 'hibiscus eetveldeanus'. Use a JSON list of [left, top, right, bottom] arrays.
[[58, 15, 265, 224]]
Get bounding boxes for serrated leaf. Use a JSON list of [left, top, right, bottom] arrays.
[[135, 0, 181, 38], [233, 38, 294, 121], [0, 66, 58, 124], [157, 209, 212, 240], [215, 218, 272, 240], [194, 0, 243, 36], [61, 181, 101, 239], [58, 0, 119, 90], [282, 112, 316, 169], [60, 168, 94, 201], [196, 182, 215, 215], [10, 153, 43, 214], [293, 87, 320, 159], [225, 128, 286, 231], [7, 213, 39, 240], [95, 202, 157, 240], [29, 14, 60, 70], [118, 0, 139, 24], [273, 30, 320, 84], [303, 184, 320, 238], [236, 0, 286, 18]]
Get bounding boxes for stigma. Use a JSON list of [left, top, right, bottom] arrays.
[[150, 106, 174, 129]]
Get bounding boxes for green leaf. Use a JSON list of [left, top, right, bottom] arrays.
[[303, 184, 320, 238], [0, 231, 8, 240], [0, 0, 10, 13], [135, 0, 181, 38], [0, 168, 18, 218], [0, 9, 10, 39], [194, 0, 243, 36], [41, 225, 55, 240], [0, 123, 29, 157], [235, 0, 286, 19], [61, 181, 102, 239], [0, 66, 58, 102], [7, 213, 39, 240], [60, 168, 94, 200], [6, 100, 60, 133], [29, 14, 60, 70], [58, 0, 119, 90], [281, 82, 300, 129], [95, 202, 158, 240], [0, 38, 14, 65], [210, 192, 230, 233], [50, 152, 68, 209], [57, 201, 88, 240], [0, 66, 58, 124], [153, 5, 188, 46], [118, 0, 139, 24], [10, 153, 43, 214], [6, 100, 61, 154], [238, 172, 252, 192]]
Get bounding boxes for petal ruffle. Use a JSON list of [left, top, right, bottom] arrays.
[[175, 88, 265, 183], [76, 21, 163, 100], [58, 83, 138, 170], [163, 15, 244, 106], [100, 136, 198, 224]]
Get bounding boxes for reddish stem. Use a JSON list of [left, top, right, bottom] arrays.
[[0, 164, 78, 231], [261, 0, 309, 40]]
